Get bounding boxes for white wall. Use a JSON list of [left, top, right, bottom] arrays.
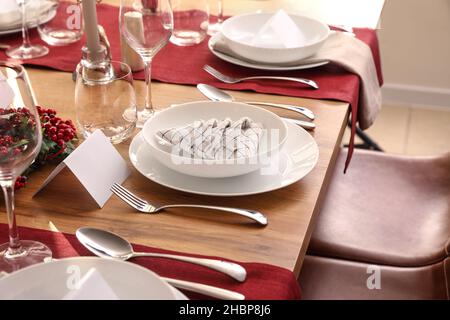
[[378, 0, 450, 107]]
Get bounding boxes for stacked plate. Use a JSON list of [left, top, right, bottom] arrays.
[[208, 10, 331, 71], [0, 257, 187, 300], [0, 0, 56, 36], [131, 101, 319, 196]]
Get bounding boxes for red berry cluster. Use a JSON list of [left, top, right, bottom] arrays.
[[0, 135, 21, 158], [38, 106, 76, 149], [0, 107, 36, 160], [14, 176, 27, 190], [4, 106, 78, 191], [0, 107, 35, 131]]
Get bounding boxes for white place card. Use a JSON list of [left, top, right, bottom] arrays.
[[34, 129, 130, 208], [0, 70, 15, 107]]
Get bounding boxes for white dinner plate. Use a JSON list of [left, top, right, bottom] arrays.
[[208, 33, 329, 71], [130, 122, 319, 196], [0, 257, 185, 300]]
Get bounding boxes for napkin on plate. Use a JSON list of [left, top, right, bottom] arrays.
[[156, 118, 263, 160], [62, 267, 119, 300], [212, 31, 381, 129], [251, 9, 308, 48], [0, 0, 52, 31]]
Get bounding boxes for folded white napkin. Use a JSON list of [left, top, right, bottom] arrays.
[[156, 118, 263, 160], [212, 31, 381, 129], [62, 268, 119, 300], [0, 0, 52, 31], [251, 9, 308, 48]]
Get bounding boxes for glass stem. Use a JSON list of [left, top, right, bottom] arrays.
[[19, 1, 32, 49], [143, 58, 154, 113], [217, 0, 224, 24], [1, 183, 22, 255]]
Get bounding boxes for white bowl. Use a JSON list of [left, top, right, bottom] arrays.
[[221, 12, 330, 64], [142, 101, 288, 178]]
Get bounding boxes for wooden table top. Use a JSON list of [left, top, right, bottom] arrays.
[[0, 0, 350, 277]]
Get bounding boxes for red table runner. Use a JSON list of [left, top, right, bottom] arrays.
[[0, 3, 383, 171], [0, 224, 301, 300]]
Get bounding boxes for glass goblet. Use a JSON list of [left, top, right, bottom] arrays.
[[0, 62, 52, 273], [6, 0, 49, 59], [120, 0, 174, 127]]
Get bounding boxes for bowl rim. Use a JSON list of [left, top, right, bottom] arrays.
[[221, 12, 330, 50], [142, 101, 289, 165]]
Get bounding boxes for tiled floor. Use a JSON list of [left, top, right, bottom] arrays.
[[343, 104, 450, 155]]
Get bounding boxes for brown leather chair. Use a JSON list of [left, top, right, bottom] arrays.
[[299, 149, 450, 299]]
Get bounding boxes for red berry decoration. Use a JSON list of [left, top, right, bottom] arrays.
[[2, 105, 78, 191]]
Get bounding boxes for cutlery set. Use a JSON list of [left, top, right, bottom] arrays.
[[200, 64, 317, 131]]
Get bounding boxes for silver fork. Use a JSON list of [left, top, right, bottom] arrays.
[[111, 183, 268, 226], [203, 64, 319, 89]]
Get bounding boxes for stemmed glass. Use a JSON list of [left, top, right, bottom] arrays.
[[207, 0, 223, 35], [0, 62, 52, 273], [6, 0, 49, 60], [120, 0, 174, 127]]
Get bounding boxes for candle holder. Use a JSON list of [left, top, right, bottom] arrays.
[[76, 0, 114, 84], [77, 44, 115, 84]]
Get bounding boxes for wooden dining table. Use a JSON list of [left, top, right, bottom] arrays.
[[0, 0, 382, 278]]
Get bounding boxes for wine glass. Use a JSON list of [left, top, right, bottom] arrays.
[[120, 0, 173, 127], [6, 0, 49, 60], [207, 0, 223, 35], [0, 62, 52, 273]]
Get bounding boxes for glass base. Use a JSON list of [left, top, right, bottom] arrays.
[[80, 124, 136, 145], [207, 22, 222, 36], [170, 31, 206, 46], [136, 108, 155, 128], [6, 44, 49, 60], [0, 240, 52, 273], [38, 29, 82, 46]]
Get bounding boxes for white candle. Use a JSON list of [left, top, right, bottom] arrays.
[[82, 0, 101, 59]]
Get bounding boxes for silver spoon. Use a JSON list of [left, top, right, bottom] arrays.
[[43, 257, 244, 300], [76, 227, 247, 282], [197, 83, 315, 120]]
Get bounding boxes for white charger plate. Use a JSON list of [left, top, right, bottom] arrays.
[[0, 257, 186, 300], [208, 33, 329, 71], [130, 122, 319, 196]]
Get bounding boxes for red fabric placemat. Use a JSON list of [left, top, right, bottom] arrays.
[[0, 3, 383, 171], [0, 224, 301, 300]]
